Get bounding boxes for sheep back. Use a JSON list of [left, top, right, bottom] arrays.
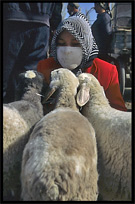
[[3, 70, 46, 200], [77, 73, 132, 201], [21, 108, 98, 201], [80, 87, 131, 201], [3, 106, 30, 200]]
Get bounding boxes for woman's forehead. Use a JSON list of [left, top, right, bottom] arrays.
[[58, 30, 76, 40]]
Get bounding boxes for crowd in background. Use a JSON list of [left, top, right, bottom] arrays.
[[3, 2, 127, 112]]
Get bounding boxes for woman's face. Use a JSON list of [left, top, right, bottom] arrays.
[[56, 30, 83, 70], [56, 30, 81, 47]]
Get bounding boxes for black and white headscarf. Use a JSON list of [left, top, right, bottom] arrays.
[[51, 15, 99, 70]]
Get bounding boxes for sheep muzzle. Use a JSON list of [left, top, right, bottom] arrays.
[[42, 86, 57, 104]]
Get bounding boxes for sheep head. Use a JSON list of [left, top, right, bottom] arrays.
[[15, 70, 47, 100], [77, 73, 107, 107], [42, 68, 79, 104]]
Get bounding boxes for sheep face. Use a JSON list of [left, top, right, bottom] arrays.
[[15, 70, 46, 100], [50, 68, 79, 94], [77, 73, 107, 107], [43, 68, 79, 104]]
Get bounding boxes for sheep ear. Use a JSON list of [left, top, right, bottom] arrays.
[[76, 84, 90, 107], [42, 86, 58, 104]]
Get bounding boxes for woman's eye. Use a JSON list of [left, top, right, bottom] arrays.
[[57, 42, 81, 47], [57, 42, 66, 46], [72, 43, 81, 47]]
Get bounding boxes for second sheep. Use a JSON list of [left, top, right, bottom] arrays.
[[21, 68, 98, 201], [3, 70, 46, 200]]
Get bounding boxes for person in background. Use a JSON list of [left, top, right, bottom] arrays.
[[37, 16, 127, 112], [67, 2, 89, 24], [3, 3, 62, 103], [67, 2, 80, 16], [91, 3, 113, 61]]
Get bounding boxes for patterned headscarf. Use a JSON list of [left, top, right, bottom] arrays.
[[51, 15, 99, 70]]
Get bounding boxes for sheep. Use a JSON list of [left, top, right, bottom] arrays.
[[3, 70, 46, 201], [76, 73, 132, 201], [21, 68, 98, 201]]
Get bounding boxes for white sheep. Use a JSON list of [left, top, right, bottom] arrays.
[[21, 68, 98, 201], [3, 70, 46, 201], [76, 73, 132, 201]]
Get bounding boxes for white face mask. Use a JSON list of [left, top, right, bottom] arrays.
[[57, 46, 83, 70]]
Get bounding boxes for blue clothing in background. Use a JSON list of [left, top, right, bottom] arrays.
[[91, 12, 112, 55], [3, 3, 62, 103], [3, 22, 50, 103]]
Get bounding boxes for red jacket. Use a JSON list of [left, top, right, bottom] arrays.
[[37, 57, 127, 111]]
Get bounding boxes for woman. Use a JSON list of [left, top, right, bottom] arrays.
[[37, 16, 127, 111]]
